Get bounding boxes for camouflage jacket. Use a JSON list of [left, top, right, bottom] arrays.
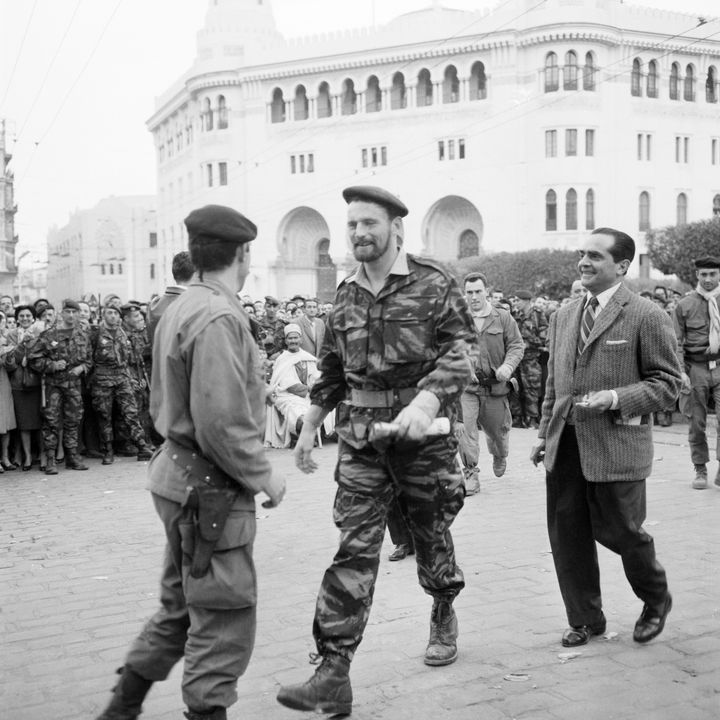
[[259, 316, 287, 358], [124, 326, 151, 385], [514, 307, 548, 358], [90, 324, 134, 384], [311, 251, 476, 448], [29, 325, 93, 386]]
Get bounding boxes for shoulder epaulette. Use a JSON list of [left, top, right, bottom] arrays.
[[407, 253, 454, 279]]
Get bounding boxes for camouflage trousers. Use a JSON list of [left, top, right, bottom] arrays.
[[512, 357, 543, 422], [42, 382, 83, 452], [115, 377, 152, 448], [91, 377, 146, 445], [313, 436, 465, 661]]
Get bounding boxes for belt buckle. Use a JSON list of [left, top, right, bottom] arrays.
[[710, 360, 717, 370]]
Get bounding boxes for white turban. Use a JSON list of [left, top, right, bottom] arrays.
[[284, 323, 301, 337]]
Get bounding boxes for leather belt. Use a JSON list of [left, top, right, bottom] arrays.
[[164, 439, 236, 490], [349, 387, 418, 408], [686, 351, 720, 364]]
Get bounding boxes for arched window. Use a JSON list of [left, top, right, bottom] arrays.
[[458, 230, 480, 259], [294, 85, 309, 120], [443, 65, 459, 103], [631, 58, 642, 97], [566, 188, 578, 230], [470, 61, 487, 100], [564, 51, 578, 91], [417, 69, 433, 106], [391, 72, 406, 109], [586, 189, 595, 230], [366, 75, 381, 113], [677, 193, 688, 225], [639, 191, 651, 231], [647, 61, 658, 98], [317, 82, 332, 118], [706, 66, 717, 103], [583, 52, 596, 91], [545, 52, 559, 92], [270, 88, 285, 123], [341, 79, 357, 115], [204, 98, 214, 131], [217, 95, 228, 129], [713, 194, 720, 216], [684, 64, 695, 101], [669, 63, 680, 100], [546, 190, 557, 231]]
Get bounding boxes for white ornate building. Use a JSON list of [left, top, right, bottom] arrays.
[[0, 120, 19, 298], [147, 0, 720, 299]]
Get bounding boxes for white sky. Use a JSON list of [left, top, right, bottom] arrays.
[[0, 0, 718, 264]]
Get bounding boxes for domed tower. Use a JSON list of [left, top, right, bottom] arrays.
[[195, 0, 283, 68]]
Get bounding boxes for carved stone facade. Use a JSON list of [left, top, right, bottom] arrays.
[[0, 120, 19, 298]]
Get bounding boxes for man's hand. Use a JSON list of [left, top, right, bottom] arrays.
[[53, 359, 67, 372], [69, 365, 84, 377], [392, 404, 432, 441], [294, 427, 319, 474], [577, 390, 613, 413], [680, 372, 691, 394], [530, 439, 546, 467], [495, 363, 513, 382], [262, 473, 286, 508], [453, 421, 465, 440]]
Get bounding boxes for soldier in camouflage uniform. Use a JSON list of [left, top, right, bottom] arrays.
[[511, 290, 548, 429], [29, 299, 93, 474], [259, 295, 286, 359], [277, 186, 475, 716], [90, 305, 153, 464]]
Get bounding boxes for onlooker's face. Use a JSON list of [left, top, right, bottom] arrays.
[[42, 309, 56, 326], [347, 201, 395, 264], [265, 302, 278, 319], [465, 278, 488, 313], [285, 332, 301, 352], [244, 305, 256, 317], [5, 316, 15, 330], [103, 307, 121, 327], [254, 301, 264, 316], [17, 308, 34, 329], [0, 297, 13, 315], [323, 303, 333, 315], [305, 301, 318, 318], [570, 281, 585, 298], [78, 303, 91, 321], [696, 267, 720, 293], [577, 233, 626, 295], [124, 309, 144, 329], [61, 307, 78, 328], [291, 307, 303, 319]]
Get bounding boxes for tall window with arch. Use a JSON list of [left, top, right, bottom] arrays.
[[677, 193, 688, 225], [417, 69, 433, 106], [706, 66, 717, 103], [631, 58, 642, 97], [470, 61, 487, 100], [566, 189, 578, 230], [204, 98, 213, 131], [443, 65, 459, 103], [366, 76, 382, 113], [271, 88, 285, 123], [545, 52, 559, 92], [391, 72, 406, 109], [545, 189, 557, 231], [583, 52, 596, 91], [341, 79, 357, 115], [585, 189, 595, 230], [294, 85, 309, 120], [647, 61, 658, 98], [684, 64, 695, 101], [669, 63, 680, 100], [639, 191, 651, 231], [564, 51, 578, 90], [713, 194, 720, 216], [317, 82, 332, 118], [457, 230, 480, 259], [217, 95, 228, 129]]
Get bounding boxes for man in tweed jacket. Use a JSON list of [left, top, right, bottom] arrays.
[[531, 228, 681, 648]]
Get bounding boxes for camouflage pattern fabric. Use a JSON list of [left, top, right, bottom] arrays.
[[124, 326, 153, 442], [42, 383, 83, 452], [518, 356, 543, 422], [313, 437, 465, 660], [259, 316, 287, 358]]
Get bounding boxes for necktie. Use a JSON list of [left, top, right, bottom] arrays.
[[578, 296, 599, 355]]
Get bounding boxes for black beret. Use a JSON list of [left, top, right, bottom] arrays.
[[514, 290, 532, 300], [120, 302, 142, 316], [184, 205, 257, 244], [694, 256, 720, 269], [62, 299, 80, 311], [342, 185, 409, 218], [264, 295, 279, 305]]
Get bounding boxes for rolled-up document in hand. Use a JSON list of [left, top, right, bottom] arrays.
[[368, 417, 450, 442]]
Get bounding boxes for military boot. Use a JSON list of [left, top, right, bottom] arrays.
[[424, 599, 458, 666], [183, 708, 226, 720], [277, 654, 352, 715], [66, 452, 89, 471], [136, 441, 153, 461], [102, 443, 115, 466], [45, 456, 58, 475], [95, 665, 153, 720]]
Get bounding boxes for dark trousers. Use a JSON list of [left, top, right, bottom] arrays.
[[546, 426, 668, 627]]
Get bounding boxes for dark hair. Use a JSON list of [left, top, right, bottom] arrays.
[[38, 303, 55, 319], [14, 304, 36, 321], [188, 237, 242, 279], [33, 298, 50, 311], [0, 295, 13, 304], [463, 272, 488, 288], [592, 227, 635, 268], [171, 251, 195, 284]]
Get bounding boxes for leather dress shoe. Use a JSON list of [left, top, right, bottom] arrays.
[[388, 544, 414, 562], [562, 618, 606, 647], [492, 456, 507, 477], [633, 593, 672, 644]]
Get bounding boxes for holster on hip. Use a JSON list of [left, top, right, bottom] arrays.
[[183, 485, 239, 578]]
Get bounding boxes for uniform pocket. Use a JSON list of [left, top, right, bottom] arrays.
[[179, 509, 257, 610]]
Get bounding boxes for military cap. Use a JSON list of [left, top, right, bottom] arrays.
[[694, 256, 720, 269], [184, 204, 257, 244], [514, 290, 532, 300], [342, 185, 409, 218], [120, 302, 142, 317], [62, 299, 80, 311], [265, 295, 279, 306], [284, 323, 301, 336]]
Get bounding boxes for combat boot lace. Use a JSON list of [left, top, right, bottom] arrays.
[[277, 653, 352, 715], [95, 665, 153, 720], [692, 464, 708, 489], [45, 456, 58, 475], [66, 452, 88, 471], [183, 707, 226, 720], [102, 443, 115, 465], [424, 599, 458, 666]]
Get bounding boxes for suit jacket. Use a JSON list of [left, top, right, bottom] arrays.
[[539, 284, 681, 482], [147, 286, 185, 348], [297, 314, 325, 356]]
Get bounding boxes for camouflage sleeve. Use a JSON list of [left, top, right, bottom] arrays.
[[502, 312, 525, 371], [310, 313, 347, 411], [672, 303, 687, 369], [28, 334, 53, 374], [416, 276, 475, 406], [82, 330, 94, 374], [538, 311, 558, 439]]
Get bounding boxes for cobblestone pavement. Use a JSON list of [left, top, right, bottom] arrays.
[[1, 421, 718, 720]]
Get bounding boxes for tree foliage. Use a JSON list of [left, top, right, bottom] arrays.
[[449, 248, 580, 299], [645, 218, 720, 285]]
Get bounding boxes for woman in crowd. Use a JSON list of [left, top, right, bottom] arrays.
[[0, 311, 18, 471]]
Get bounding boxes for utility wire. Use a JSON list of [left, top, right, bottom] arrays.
[[0, 0, 40, 114]]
